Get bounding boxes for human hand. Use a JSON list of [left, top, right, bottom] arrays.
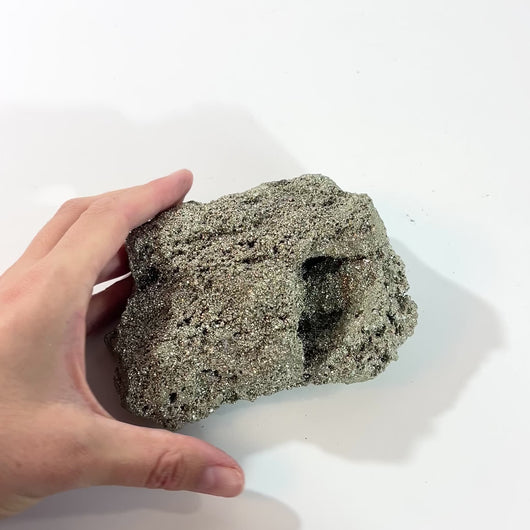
[[0, 169, 244, 519]]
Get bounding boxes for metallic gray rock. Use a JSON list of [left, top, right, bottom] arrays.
[[107, 175, 417, 430]]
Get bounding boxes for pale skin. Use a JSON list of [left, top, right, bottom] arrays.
[[0, 169, 244, 519]]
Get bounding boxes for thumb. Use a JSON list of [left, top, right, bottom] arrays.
[[88, 418, 244, 497]]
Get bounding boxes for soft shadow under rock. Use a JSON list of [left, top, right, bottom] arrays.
[[177, 241, 503, 462], [87, 241, 502, 465]]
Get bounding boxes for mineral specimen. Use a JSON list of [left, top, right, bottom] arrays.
[[107, 175, 417, 430]]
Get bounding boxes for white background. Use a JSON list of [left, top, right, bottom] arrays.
[[0, 1, 528, 529]]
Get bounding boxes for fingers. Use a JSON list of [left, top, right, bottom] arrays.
[[50, 169, 192, 285], [89, 418, 244, 497], [1, 196, 93, 283], [21, 196, 94, 263], [95, 245, 130, 285], [86, 275, 133, 335]]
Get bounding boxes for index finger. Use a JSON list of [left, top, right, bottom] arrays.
[[49, 169, 193, 285]]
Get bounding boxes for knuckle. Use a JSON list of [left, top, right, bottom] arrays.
[[86, 196, 129, 231], [145, 449, 187, 490], [5, 263, 50, 301], [90, 195, 119, 212], [57, 197, 87, 216], [0, 266, 52, 321]]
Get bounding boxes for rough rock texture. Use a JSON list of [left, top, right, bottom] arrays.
[[107, 175, 417, 430]]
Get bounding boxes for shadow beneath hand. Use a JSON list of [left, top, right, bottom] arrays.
[[10, 489, 301, 530]]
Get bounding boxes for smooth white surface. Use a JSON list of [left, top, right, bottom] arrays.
[[0, 1, 528, 529]]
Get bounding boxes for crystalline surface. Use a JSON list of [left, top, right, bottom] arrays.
[[107, 175, 417, 430]]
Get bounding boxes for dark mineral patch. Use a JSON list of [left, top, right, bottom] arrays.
[[107, 174, 417, 430]]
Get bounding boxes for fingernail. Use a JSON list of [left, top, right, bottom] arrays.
[[196, 466, 244, 497]]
